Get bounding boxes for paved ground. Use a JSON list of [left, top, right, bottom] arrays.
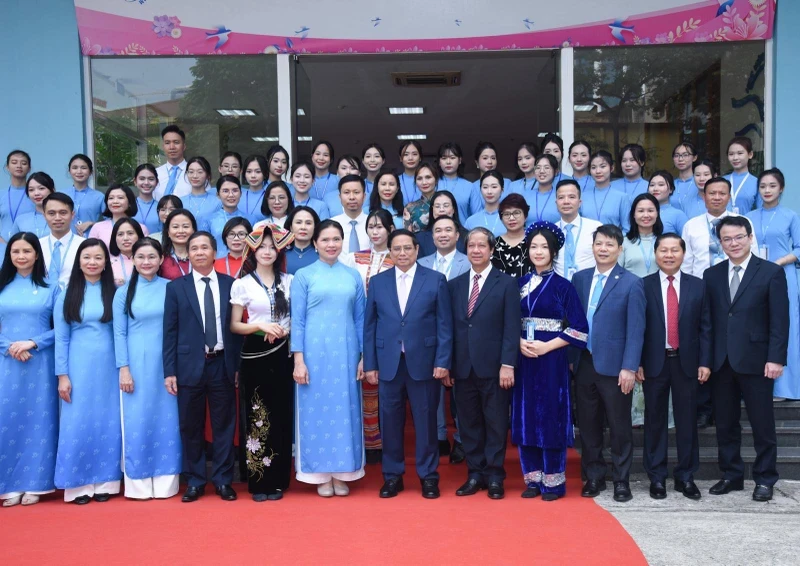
[[593, 477, 800, 566]]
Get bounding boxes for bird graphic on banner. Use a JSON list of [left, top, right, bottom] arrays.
[[609, 19, 635, 43], [371, 17, 382, 27], [455, 19, 462, 26], [295, 26, 310, 39], [206, 26, 232, 50], [716, 0, 735, 16], [523, 19, 534, 30]]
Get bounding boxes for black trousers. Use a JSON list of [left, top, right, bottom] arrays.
[[454, 368, 510, 484], [177, 356, 236, 487], [711, 359, 778, 486], [697, 380, 713, 419], [576, 351, 633, 482], [642, 354, 699, 483]]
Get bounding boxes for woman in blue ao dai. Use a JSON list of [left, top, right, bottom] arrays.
[[514, 223, 588, 500], [11, 173, 54, 238], [0, 233, 59, 507], [291, 220, 366, 497], [746, 169, 800, 400], [113, 238, 182, 499], [54, 239, 122, 504]]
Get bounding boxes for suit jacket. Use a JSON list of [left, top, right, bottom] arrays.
[[417, 250, 470, 281], [573, 264, 646, 377], [449, 267, 519, 379], [162, 271, 243, 385], [641, 271, 712, 378], [363, 265, 453, 381], [703, 256, 789, 374]]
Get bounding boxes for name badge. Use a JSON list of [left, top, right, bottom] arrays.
[[76, 220, 82, 225], [526, 320, 536, 342], [732, 206, 740, 214], [759, 245, 770, 260]]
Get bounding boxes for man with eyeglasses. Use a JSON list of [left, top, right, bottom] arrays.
[[553, 180, 601, 281], [703, 215, 788, 502], [39, 193, 85, 288], [681, 177, 758, 427]]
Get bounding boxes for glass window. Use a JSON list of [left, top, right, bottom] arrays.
[[91, 56, 278, 188], [573, 42, 766, 175]]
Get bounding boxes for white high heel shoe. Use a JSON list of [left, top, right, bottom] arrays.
[[332, 479, 350, 496], [317, 481, 334, 497]]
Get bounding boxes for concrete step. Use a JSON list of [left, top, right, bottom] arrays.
[[742, 401, 800, 422], [611, 421, 800, 448]]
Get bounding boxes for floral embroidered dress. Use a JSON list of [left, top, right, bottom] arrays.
[[491, 236, 530, 278], [512, 270, 588, 496], [403, 196, 431, 233]]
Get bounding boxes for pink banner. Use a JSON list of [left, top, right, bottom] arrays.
[[76, 0, 775, 57]]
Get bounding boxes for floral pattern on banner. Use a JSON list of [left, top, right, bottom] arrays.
[[74, 0, 775, 57], [245, 390, 277, 482]]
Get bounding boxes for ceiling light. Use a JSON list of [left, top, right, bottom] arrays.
[[537, 132, 559, 137], [397, 134, 427, 140], [573, 104, 595, 112], [217, 109, 257, 117], [297, 136, 313, 142], [297, 108, 306, 116], [389, 107, 425, 115], [252, 136, 279, 142]]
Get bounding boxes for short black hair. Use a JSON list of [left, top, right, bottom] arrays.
[[338, 174, 366, 192], [161, 124, 186, 141], [592, 224, 624, 245], [222, 216, 252, 242], [188, 230, 217, 251], [43, 192, 74, 211], [555, 178, 581, 196], [705, 176, 732, 194], [314, 219, 344, 241], [388, 229, 419, 249], [109, 217, 145, 256], [654, 232, 686, 252], [716, 215, 752, 238], [429, 214, 459, 234]]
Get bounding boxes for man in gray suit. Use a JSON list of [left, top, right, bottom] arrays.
[[418, 215, 470, 463]]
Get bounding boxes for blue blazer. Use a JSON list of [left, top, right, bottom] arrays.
[[573, 264, 646, 376], [363, 265, 453, 381], [449, 267, 520, 379], [417, 250, 470, 281], [162, 272, 242, 385]]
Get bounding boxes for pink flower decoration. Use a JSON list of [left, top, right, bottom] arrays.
[[169, 16, 181, 27], [81, 37, 102, 55], [153, 15, 174, 38], [726, 11, 767, 40]]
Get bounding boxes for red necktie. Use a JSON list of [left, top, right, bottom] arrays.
[[467, 274, 481, 317], [667, 275, 679, 348]]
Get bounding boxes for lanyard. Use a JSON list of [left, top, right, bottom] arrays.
[[526, 272, 554, 314], [295, 196, 310, 207], [313, 174, 331, 200], [245, 188, 265, 217], [70, 186, 89, 218], [562, 218, 584, 267], [172, 253, 191, 276], [483, 211, 500, 234], [759, 207, 779, 243], [523, 177, 537, 192], [592, 186, 612, 220], [638, 238, 654, 271], [7, 186, 25, 224], [137, 198, 156, 226], [49, 232, 75, 257], [119, 255, 131, 284], [576, 176, 591, 192], [623, 178, 644, 197], [186, 193, 208, 217], [225, 254, 242, 278], [731, 173, 750, 205], [535, 188, 553, 222], [32, 211, 46, 237]]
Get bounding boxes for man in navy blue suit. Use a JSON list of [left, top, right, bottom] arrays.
[[163, 231, 243, 503], [573, 224, 645, 502], [364, 229, 453, 499]]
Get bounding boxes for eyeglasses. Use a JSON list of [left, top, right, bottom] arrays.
[[501, 211, 523, 219], [673, 153, 693, 159], [432, 203, 452, 211], [227, 231, 249, 240], [534, 166, 553, 172], [720, 234, 749, 245]]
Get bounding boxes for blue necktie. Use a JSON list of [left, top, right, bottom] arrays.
[[349, 220, 360, 252], [565, 224, 576, 273], [49, 241, 62, 288], [587, 274, 606, 353], [165, 165, 179, 196]]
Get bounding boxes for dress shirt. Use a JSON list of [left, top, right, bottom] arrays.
[[591, 265, 615, 293], [728, 253, 752, 287], [396, 263, 417, 315], [332, 211, 370, 252], [154, 160, 191, 200], [680, 211, 758, 278], [659, 270, 681, 348], [467, 264, 493, 307], [435, 249, 457, 277], [192, 269, 224, 352], [39, 232, 85, 287], [554, 215, 602, 279]]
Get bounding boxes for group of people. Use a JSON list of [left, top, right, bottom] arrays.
[[0, 126, 795, 507]]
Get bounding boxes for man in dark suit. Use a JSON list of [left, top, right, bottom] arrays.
[[639, 233, 712, 500], [704, 216, 789, 501], [364, 229, 453, 499], [573, 224, 645, 502], [449, 227, 519, 499], [163, 231, 243, 502]]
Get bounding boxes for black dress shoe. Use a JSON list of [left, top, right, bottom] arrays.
[[613, 481, 633, 502], [709, 479, 744, 495], [252, 493, 268, 502], [752, 484, 773, 502], [93, 492, 111, 502], [487, 481, 504, 500], [649, 481, 667, 500], [181, 485, 205, 503], [365, 449, 382, 465], [674, 479, 702, 500], [541, 492, 562, 502], [449, 441, 466, 464], [581, 480, 607, 498], [267, 491, 283, 501], [455, 478, 486, 496], [72, 495, 91, 505], [421, 479, 440, 499], [521, 486, 541, 499], [696, 413, 712, 429], [379, 477, 404, 498], [215, 484, 237, 501], [438, 439, 451, 457]]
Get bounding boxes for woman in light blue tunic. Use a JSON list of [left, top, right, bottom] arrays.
[[291, 161, 331, 221], [509, 154, 561, 225], [368, 171, 405, 229], [747, 168, 800, 400], [181, 157, 222, 229], [132, 163, 161, 235], [611, 144, 649, 202], [1, 150, 34, 241], [438, 142, 475, 219], [581, 151, 630, 232], [54, 238, 121, 504], [0, 233, 59, 507], [12, 172, 55, 238], [291, 219, 366, 497], [113, 237, 181, 499], [64, 154, 105, 236], [724, 136, 759, 214], [648, 170, 688, 236]]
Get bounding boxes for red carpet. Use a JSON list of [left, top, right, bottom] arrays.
[[2, 446, 645, 565]]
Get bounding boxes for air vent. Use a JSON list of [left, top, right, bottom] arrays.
[[392, 71, 461, 88]]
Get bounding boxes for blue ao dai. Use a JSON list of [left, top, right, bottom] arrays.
[[241, 187, 267, 226], [438, 176, 474, 219], [133, 197, 160, 235], [182, 192, 222, 229], [659, 204, 689, 236], [290, 260, 366, 484], [54, 282, 122, 501], [611, 177, 648, 202], [579, 185, 630, 232], [0, 276, 59, 499], [0, 186, 35, 241], [62, 187, 105, 232], [12, 211, 50, 238], [113, 277, 182, 498], [725, 172, 759, 213], [201, 207, 248, 258]]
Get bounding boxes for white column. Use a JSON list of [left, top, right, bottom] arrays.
[[277, 54, 294, 163], [559, 47, 575, 176], [763, 38, 774, 169], [82, 56, 95, 166]]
